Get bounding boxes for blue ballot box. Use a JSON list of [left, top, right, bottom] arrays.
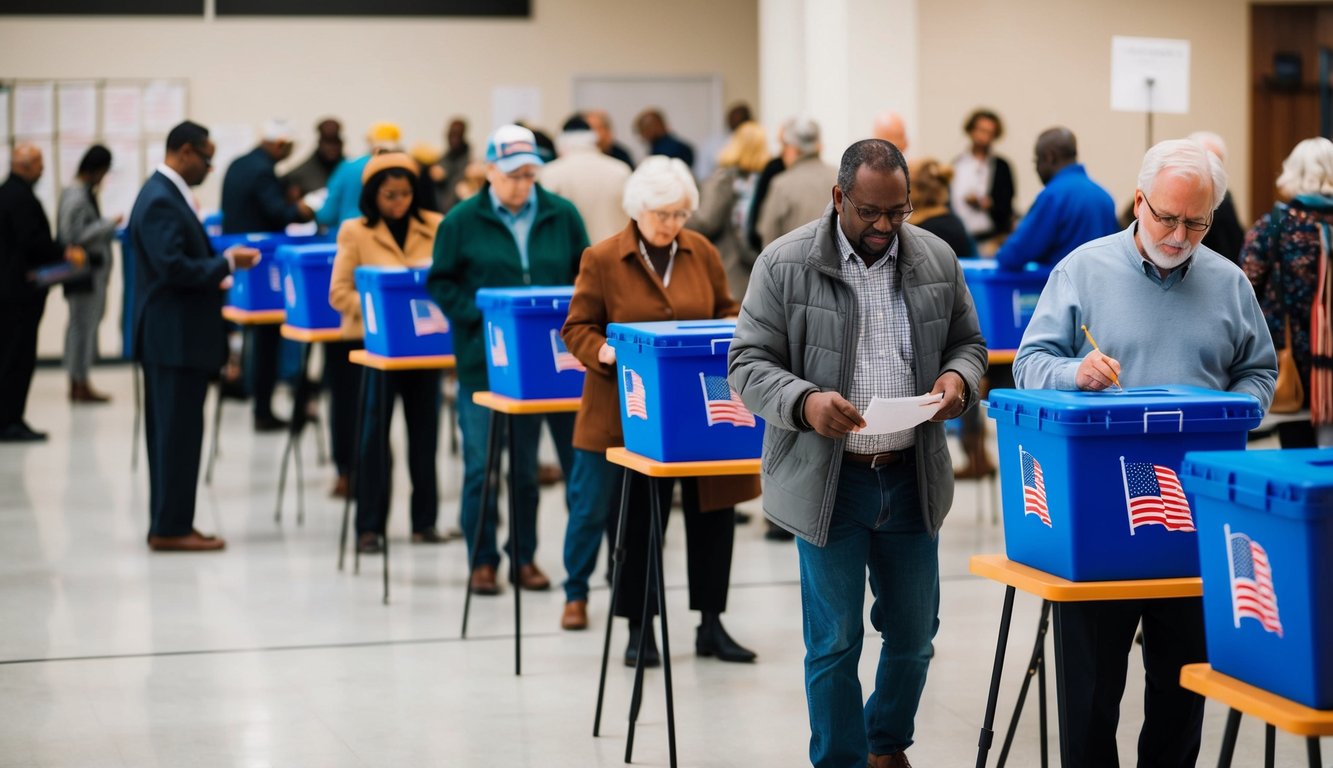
[[212, 232, 332, 311], [476, 286, 583, 399], [607, 320, 763, 462], [354, 266, 451, 357], [276, 243, 340, 330], [1181, 447, 1333, 709], [986, 387, 1263, 581], [961, 259, 1052, 350]]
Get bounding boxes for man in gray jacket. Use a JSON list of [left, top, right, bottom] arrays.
[[729, 139, 986, 768], [757, 116, 838, 249]]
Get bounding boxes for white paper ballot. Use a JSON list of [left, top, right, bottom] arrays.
[[860, 393, 945, 435]]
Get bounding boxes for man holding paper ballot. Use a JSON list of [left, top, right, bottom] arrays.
[[729, 138, 986, 768], [1013, 139, 1277, 767]]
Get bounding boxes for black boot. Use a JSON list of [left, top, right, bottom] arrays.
[[695, 611, 756, 663], [624, 619, 661, 668]]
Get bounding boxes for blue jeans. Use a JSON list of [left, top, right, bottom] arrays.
[[795, 457, 940, 768], [562, 448, 623, 602], [456, 383, 575, 569]]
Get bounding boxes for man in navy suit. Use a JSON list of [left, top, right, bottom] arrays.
[[131, 121, 259, 552]]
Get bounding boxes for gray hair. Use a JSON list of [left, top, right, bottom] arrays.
[[622, 155, 698, 220], [1186, 130, 1228, 164], [782, 116, 821, 158], [1137, 138, 1227, 211], [1276, 137, 1333, 199]]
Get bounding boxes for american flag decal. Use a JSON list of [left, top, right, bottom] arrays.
[[409, 299, 449, 337], [489, 323, 509, 367], [623, 368, 647, 420], [550, 329, 585, 373], [698, 373, 756, 428], [1019, 446, 1051, 526], [1120, 458, 1195, 533], [1226, 525, 1283, 637]]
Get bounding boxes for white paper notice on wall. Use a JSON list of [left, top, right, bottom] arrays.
[[491, 86, 542, 132], [101, 137, 143, 221], [58, 140, 92, 187], [57, 82, 98, 139], [14, 82, 55, 137], [143, 81, 186, 134], [1110, 36, 1190, 114], [103, 84, 143, 137]]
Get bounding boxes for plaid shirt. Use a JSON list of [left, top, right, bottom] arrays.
[[835, 221, 917, 452]]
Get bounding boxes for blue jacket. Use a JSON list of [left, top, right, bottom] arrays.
[[995, 164, 1118, 271], [316, 154, 371, 235], [220, 147, 300, 235], [130, 172, 230, 371]]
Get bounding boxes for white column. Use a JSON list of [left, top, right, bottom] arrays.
[[759, 0, 919, 160]]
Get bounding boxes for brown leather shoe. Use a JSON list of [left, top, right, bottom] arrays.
[[868, 751, 912, 768], [515, 563, 551, 591], [537, 463, 563, 486], [470, 564, 500, 595], [148, 532, 226, 552], [561, 600, 588, 630]]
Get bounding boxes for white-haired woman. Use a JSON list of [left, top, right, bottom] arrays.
[[558, 156, 758, 666], [1241, 136, 1333, 447]]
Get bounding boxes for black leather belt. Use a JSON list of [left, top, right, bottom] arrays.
[[842, 450, 906, 468]]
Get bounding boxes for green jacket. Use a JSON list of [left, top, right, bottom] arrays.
[[427, 183, 590, 389]]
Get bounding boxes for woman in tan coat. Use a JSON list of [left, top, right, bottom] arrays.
[[328, 153, 449, 553], [559, 155, 759, 667]]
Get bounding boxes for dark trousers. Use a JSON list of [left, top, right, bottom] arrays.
[[246, 324, 281, 420], [0, 291, 48, 428], [322, 340, 360, 476], [1056, 597, 1207, 768], [142, 363, 211, 538], [356, 368, 442, 536], [613, 475, 735, 620]]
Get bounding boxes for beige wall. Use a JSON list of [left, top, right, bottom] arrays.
[[916, 0, 1251, 223], [0, 0, 759, 357]]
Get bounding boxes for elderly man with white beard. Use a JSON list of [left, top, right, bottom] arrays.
[[1012, 137, 1276, 767]]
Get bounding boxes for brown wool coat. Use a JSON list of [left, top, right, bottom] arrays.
[[562, 221, 760, 511], [328, 210, 444, 339]]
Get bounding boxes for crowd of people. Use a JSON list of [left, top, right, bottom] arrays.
[[1, 96, 1324, 767]]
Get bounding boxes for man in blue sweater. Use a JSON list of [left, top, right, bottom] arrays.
[[1013, 138, 1277, 767], [994, 127, 1118, 271]]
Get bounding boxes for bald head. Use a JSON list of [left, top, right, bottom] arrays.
[[1034, 127, 1077, 184], [872, 111, 909, 153], [10, 143, 44, 183]]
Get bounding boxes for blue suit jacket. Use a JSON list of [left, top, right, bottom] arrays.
[[129, 171, 231, 371]]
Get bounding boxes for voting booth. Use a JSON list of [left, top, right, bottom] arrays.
[[961, 259, 1052, 350], [213, 232, 332, 311], [1181, 447, 1333, 709], [354, 266, 451, 357], [276, 243, 340, 330], [475, 286, 583, 399], [986, 387, 1263, 581], [607, 320, 763, 462]]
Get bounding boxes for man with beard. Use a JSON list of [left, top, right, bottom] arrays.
[[1012, 138, 1277, 767], [994, 127, 1117, 271]]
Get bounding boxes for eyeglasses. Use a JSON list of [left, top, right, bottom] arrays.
[[647, 209, 691, 224], [843, 193, 913, 224], [190, 144, 214, 168], [1141, 195, 1210, 232], [503, 170, 538, 182]]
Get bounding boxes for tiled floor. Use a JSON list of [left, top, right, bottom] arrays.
[[0, 365, 1315, 766]]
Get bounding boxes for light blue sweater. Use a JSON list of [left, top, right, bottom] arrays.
[[315, 154, 371, 235], [1013, 224, 1277, 410]]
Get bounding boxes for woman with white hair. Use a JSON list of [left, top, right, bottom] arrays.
[[1241, 136, 1333, 447], [558, 156, 758, 666]]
